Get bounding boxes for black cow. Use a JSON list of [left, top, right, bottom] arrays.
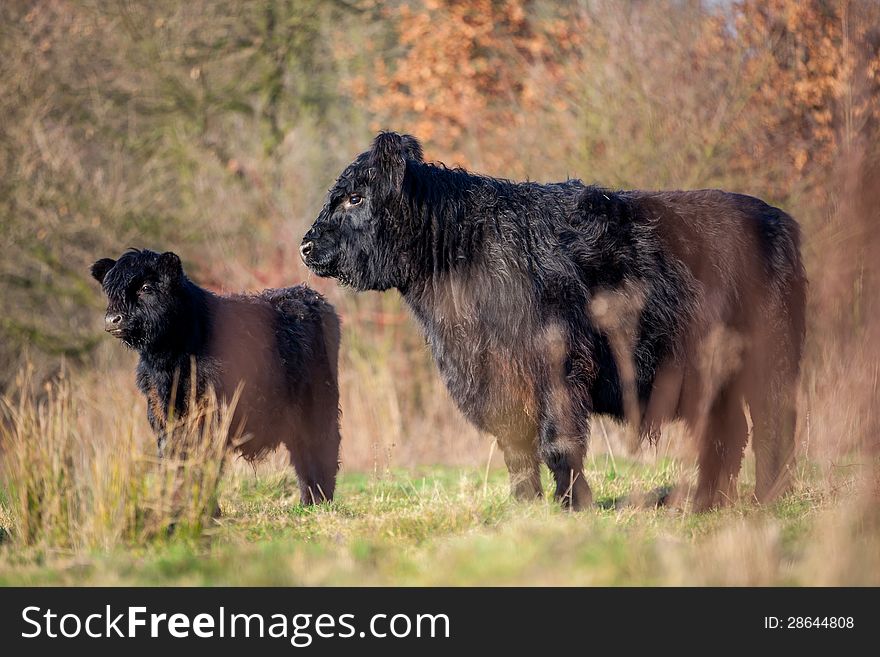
[[301, 132, 806, 511], [91, 249, 341, 504]]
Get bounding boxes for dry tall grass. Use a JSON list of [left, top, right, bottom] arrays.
[[0, 366, 236, 549]]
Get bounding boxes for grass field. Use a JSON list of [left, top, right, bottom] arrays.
[[2, 454, 875, 587], [0, 327, 876, 589]]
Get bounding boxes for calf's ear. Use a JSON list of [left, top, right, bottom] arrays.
[[369, 131, 423, 191], [90, 258, 116, 284], [157, 251, 183, 279]]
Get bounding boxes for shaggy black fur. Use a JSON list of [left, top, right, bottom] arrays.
[[91, 249, 341, 504], [302, 132, 806, 511]]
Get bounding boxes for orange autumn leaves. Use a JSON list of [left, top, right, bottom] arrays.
[[351, 0, 581, 167], [348, 0, 879, 197]]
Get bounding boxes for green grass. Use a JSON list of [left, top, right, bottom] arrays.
[[0, 457, 854, 586]]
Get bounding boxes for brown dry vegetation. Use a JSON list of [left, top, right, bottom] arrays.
[[0, 0, 878, 585]]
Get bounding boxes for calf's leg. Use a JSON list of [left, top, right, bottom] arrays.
[[288, 408, 341, 505]]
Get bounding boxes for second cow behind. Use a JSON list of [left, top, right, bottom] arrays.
[[91, 248, 341, 504]]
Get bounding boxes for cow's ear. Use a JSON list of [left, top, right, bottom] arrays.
[[369, 131, 423, 191], [157, 251, 182, 280], [90, 258, 116, 284], [399, 134, 423, 163]]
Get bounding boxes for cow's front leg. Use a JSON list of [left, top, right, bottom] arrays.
[[540, 422, 592, 510], [538, 388, 592, 511], [498, 433, 542, 502]]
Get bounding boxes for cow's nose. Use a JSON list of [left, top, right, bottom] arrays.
[[300, 240, 313, 261], [104, 313, 123, 332]]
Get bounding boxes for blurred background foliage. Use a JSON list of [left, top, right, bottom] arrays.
[[1, 0, 878, 466]]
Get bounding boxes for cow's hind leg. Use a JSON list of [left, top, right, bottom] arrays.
[[745, 300, 802, 504], [693, 378, 749, 512], [747, 365, 798, 504]]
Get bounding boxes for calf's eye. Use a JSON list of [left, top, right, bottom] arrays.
[[348, 194, 363, 206], [139, 283, 153, 295]]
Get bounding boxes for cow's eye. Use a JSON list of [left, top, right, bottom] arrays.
[[139, 283, 153, 295], [348, 194, 363, 206]]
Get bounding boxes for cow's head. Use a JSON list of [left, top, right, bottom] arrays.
[[300, 131, 424, 291]]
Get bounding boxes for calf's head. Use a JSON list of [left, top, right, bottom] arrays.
[[90, 249, 186, 350], [301, 131, 424, 291]]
